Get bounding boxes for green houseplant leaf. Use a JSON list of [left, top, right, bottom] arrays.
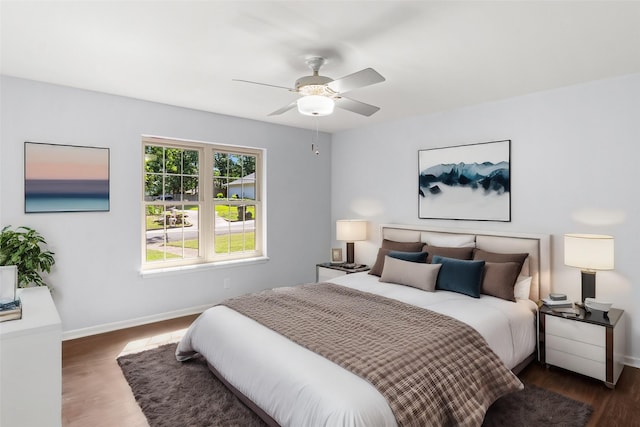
[[0, 225, 55, 288]]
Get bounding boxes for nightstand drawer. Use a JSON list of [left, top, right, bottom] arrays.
[[546, 315, 604, 347], [546, 349, 605, 381], [317, 267, 347, 282], [546, 334, 605, 362]]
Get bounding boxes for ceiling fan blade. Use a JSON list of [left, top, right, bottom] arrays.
[[335, 97, 381, 117], [327, 68, 385, 94], [233, 79, 294, 91], [268, 100, 298, 116]]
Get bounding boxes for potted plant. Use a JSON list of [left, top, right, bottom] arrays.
[[0, 226, 55, 288]]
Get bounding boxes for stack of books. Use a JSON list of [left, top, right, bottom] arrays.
[[0, 298, 22, 322], [541, 293, 572, 308]]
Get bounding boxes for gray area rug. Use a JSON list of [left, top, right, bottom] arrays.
[[117, 343, 592, 427]]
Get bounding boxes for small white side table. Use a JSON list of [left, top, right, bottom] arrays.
[[0, 287, 62, 427]]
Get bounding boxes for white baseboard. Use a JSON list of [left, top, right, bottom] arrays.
[[62, 304, 211, 341], [624, 355, 640, 369]]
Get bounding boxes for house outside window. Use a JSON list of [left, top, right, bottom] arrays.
[[142, 136, 263, 270], [226, 172, 256, 200]]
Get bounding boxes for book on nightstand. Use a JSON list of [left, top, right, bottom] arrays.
[[541, 296, 572, 308], [0, 298, 22, 322]]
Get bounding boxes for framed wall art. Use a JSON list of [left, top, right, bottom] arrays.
[[24, 142, 110, 213], [418, 140, 511, 221]]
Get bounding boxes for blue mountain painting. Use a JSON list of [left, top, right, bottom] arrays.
[[419, 161, 509, 197]]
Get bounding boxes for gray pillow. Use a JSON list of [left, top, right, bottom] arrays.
[[379, 256, 441, 292], [369, 243, 426, 277]]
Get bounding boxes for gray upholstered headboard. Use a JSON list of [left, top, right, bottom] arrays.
[[379, 224, 551, 301]]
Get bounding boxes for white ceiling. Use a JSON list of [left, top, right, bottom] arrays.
[[2, 1, 640, 133]]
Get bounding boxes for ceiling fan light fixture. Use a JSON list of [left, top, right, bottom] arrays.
[[236, 56, 384, 117], [297, 95, 335, 116], [298, 84, 334, 97]]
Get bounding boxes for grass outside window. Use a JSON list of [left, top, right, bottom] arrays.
[[167, 232, 255, 252]]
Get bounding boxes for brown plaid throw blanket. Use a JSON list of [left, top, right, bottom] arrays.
[[222, 283, 523, 427]]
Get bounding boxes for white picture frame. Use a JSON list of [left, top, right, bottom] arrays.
[[331, 248, 343, 263]]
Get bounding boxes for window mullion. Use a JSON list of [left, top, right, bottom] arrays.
[[201, 147, 214, 261]]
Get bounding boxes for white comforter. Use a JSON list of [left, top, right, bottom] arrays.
[[176, 273, 536, 427]]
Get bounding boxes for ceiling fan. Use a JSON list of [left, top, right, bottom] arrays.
[[233, 57, 385, 117]]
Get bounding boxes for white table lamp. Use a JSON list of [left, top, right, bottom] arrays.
[[336, 220, 367, 265], [564, 233, 614, 303]]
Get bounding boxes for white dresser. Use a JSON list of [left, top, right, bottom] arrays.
[[540, 305, 625, 388], [0, 287, 62, 427]]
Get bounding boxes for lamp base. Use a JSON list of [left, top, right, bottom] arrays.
[[345, 242, 355, 264], [581, 270, 596, 302]]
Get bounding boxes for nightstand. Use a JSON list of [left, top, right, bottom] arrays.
[[316, 262, 370, 282], [539, 304, 625, 388]]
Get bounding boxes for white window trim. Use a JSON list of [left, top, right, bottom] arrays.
[[139, 256, 270, 278], [141, 135, 265, 271]]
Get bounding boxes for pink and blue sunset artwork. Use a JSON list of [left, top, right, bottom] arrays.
[[25, 142, 110, 213]]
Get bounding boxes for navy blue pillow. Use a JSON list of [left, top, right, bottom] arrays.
[[388, 250, 428, 263], [432, 255, 485, 298]]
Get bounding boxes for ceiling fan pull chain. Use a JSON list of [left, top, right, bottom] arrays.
[[311, 116, 320, 156]]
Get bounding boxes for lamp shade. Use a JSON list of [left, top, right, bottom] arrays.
[[564, 233, 614, 271], [336, 220, 367, 242], [297, 95, 335, 116]]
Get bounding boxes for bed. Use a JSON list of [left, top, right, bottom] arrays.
[[176, 225, 551, 426]]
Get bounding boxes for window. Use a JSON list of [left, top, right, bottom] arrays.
[[142, 136, 263, 270]]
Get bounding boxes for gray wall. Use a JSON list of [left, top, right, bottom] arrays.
[[3, 73, 638, 366], [331, 73, 640, 366], [0, 76, 332, 336]]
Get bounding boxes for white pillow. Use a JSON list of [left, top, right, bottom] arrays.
[[514, 275, 533, 300], [379, 256, 441, 292], [422, 232, 476, 248]]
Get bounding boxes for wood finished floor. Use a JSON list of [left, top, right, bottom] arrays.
[[62, 314, 640, 427]]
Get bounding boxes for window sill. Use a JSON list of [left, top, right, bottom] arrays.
[[140, 256, 270, 279]]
